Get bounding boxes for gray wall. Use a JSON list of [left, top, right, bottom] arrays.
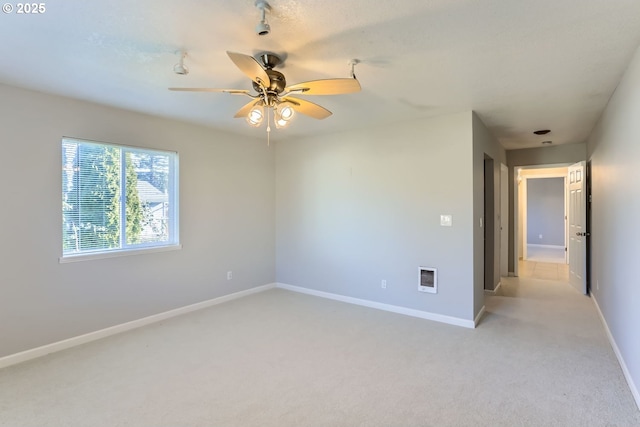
[[526, 178, 564, 246], [506, 143, 586, 271], [0, 84, 276, 358], [276, 112, 476, 321], [507, 144, 587, 167], [587, 45, 640, 405]]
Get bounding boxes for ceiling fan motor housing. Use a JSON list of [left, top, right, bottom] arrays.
[[253, 69, 286, 94]]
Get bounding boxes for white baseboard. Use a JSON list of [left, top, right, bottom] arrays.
[[527, 244, 564, 249], [592, 294, 640, 411], [484, 281, 502, 295], [474, 306, 486, 327], [0, 283, 277, 370], [276, 283, 476, 329]]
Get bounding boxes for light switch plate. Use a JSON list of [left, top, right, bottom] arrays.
[[440, 214, 452, 227]]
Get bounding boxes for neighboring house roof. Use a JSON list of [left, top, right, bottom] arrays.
[[136, 180, 167, 204]]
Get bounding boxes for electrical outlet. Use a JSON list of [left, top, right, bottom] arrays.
[[539, 234, 543, 239], [227, 271, 233, 280], [381, 280, 387, 289], [596, 280, 599, 291]]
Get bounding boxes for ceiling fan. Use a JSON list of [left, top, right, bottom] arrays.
[[169, 51, 361, 129]]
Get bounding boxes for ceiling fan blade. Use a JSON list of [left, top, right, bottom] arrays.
[[226, 51, 271, 88], [234, 99, 262, 118], [285, 78, 361, 95], [169, 88, 250, 95], [282, 97, 332, 119]]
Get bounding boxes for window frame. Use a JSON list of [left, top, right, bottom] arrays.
[[60, 137, 180, 263]]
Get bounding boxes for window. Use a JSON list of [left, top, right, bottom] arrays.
[[62, 138, 179, 260]]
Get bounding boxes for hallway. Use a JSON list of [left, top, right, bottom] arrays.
[[519, 259, 569, 281], [526, 244, 566, 264], [486, 271, 640, 425]]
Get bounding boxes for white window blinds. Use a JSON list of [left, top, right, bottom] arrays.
[[62, 138, 179, 257]]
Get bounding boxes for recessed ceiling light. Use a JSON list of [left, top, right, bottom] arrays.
[[534, 129, 551, 135], [542, 140, 553, 145]]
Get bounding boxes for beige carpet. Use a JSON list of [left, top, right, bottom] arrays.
[[0, 277, 638, 426]]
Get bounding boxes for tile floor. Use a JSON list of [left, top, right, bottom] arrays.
[[519, 244, 570, 281], [518, 259, 569, 281], [526, 244, 566, 264]]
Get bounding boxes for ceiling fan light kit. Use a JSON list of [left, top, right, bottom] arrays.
[[247, 105, 265, 127], [274, 102, 295, 128], [245, 96, 295, 129], [277, 103, 295, 120]]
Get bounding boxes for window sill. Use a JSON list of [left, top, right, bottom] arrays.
[[59, 244, 182, 264]]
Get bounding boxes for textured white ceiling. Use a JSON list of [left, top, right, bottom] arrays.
[[1, 0, 640, 149]]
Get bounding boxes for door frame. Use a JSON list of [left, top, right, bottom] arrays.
[[484, 155, 496, 290], [515, 164, 571, 271], [500, 163, 509, 277]]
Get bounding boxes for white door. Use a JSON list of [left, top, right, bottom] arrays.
[[500, 164, 509, 277], [568, 161, 587, 294]]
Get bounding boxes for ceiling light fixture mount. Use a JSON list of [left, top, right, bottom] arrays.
[[255, 0, 271, 36], [348, 59, 360, 79], [173, 51, 189, 75]]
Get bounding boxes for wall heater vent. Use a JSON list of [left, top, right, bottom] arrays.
[[419, 267, 437, 293]]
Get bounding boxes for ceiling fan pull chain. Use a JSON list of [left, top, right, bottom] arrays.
[[266, 107, 271, 147]]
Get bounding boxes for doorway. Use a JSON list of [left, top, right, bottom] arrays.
[[484, 155, 495, 290], [526, 177, 566, 263], [517, 166, 569, 265]]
